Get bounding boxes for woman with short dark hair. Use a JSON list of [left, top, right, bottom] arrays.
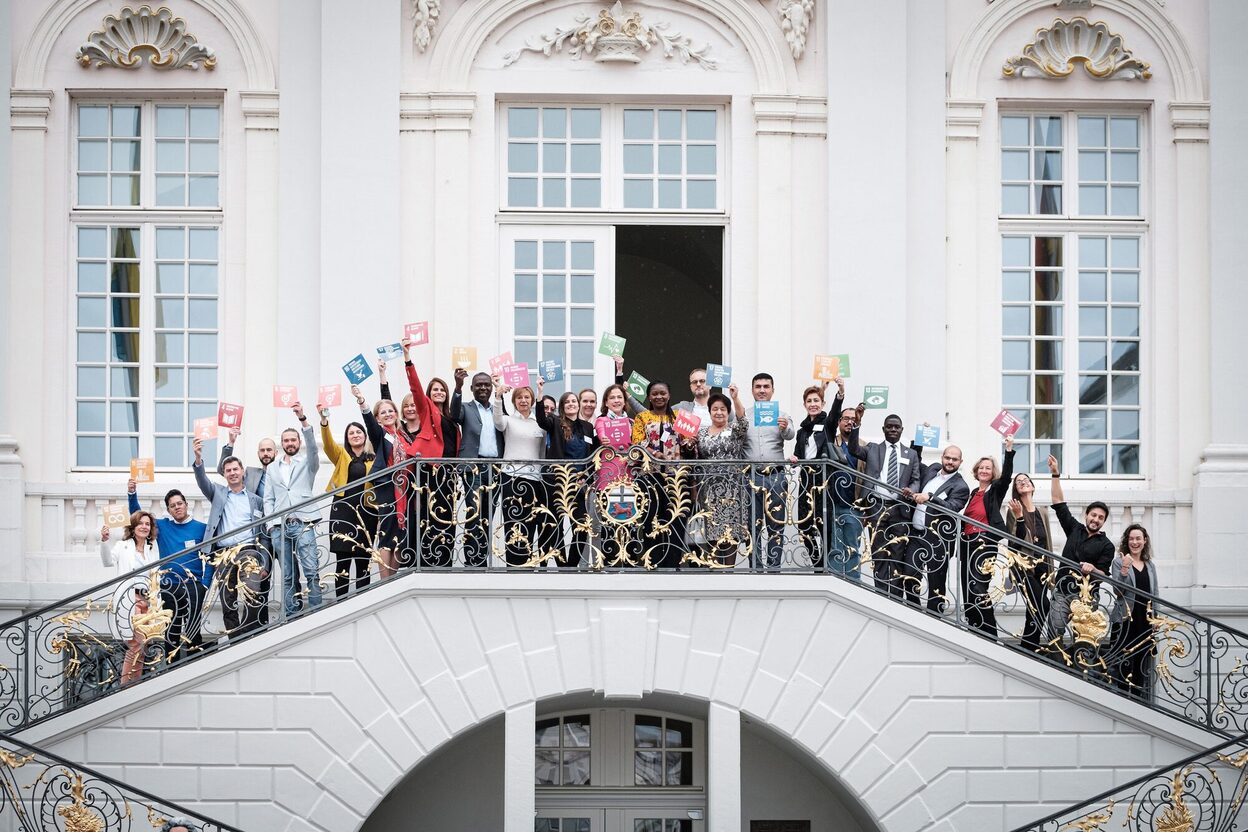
[[686, 385, 748, 566], [320, 410, 376, 597]]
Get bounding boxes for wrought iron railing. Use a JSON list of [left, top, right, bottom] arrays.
[[0, 730, 240, 831], [1012, 732, 1248, 831], [0, 447, 1245, 736]]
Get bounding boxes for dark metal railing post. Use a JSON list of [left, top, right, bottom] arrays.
[[22, 618, 31, 726]]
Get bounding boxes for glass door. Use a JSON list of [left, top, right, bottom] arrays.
[[535, 808, 604, 832], [621, 811, 702, 832], [499, 226, 616, 397]]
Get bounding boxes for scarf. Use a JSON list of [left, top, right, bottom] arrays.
[[389, 423, 423, 531]]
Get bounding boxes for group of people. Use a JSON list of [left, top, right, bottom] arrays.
[[99, 336, 1161, 699]]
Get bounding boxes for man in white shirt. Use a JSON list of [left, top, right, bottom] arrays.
[[848, 413, 922, 598], [902, 446, 970, 611], [746, 372, 795, 570], [673, 368, 713, 426]]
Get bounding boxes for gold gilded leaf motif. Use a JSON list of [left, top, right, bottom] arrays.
[[1070, 576, 1110, 645], [1155, 771, 1194, 832], [1058, 800, 1112, 831], [1216, 750, 1248, 769], [147, 805, 169, 828], [0, 749, 33, 768], [57, 774, 105, 832]]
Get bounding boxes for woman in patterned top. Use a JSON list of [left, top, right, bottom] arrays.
[[685, 386, 748, 566]]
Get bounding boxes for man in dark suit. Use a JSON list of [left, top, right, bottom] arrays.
[[903, 445, 970, 611], [849, 414, 922, 599], [452, 369, 505, 566]]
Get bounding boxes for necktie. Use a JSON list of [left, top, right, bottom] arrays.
[[886, 444, 899, 488]]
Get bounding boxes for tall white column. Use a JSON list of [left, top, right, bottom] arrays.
[[707, 703, 741, 832], [0, 0, 21, 586], [1193, 0, 1248, 606], [241, 91, 280, 439], [504, 701, 536, 831]]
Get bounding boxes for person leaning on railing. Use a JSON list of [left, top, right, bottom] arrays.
[[264, 401, 322, 618], [192, 438, 266, 640], [421, 375, 460, 567], [954, 435, 1015, 636], [1109, 523, 1159, 701], [534, 381, 598, 567], [319, 408, 376, 598], [790, 378, 843, 570], [451, 368, 505, 568], [1045, 454, 1115, 652], [492, 376, 555, 567], [682, 385, 748, 567], [125, 483, 210, 661], [1007, 472, 1054, 652], [98, 510, 159, 685], [631, 380, 690, 569]]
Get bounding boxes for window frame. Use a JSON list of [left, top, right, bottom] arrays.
[[498, 102, 729, 215], [998, 108, 1148, 221], [997, 108, 1149, 479], [69, 95, 225, 472]]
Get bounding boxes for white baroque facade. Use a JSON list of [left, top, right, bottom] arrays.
[[2, 0, 1247, 829]]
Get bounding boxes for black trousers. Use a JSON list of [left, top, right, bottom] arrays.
[[162, 578, 206, 660], [219, 543, 271, 638], [796, 467, 827, 570], [866, 501, 911, 598], [461, 465, 497, 567], [1018, 559, 1051, 650], [904, 525, 953, 610], [501, 473, 555, 567], [959, 533, 998, 637], [420, 464, 458, 568]]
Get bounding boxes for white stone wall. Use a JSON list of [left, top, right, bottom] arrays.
[[23, 575, 1212, 832]]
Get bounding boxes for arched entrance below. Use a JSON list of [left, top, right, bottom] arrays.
[[359, 693, 880, 831]]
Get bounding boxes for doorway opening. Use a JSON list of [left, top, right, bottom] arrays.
[[614, 225, 724, 394]]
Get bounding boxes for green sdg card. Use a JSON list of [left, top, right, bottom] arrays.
[[863, 386, 889, 409]]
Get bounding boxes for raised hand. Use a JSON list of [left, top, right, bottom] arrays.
[[292, 401, 306, 422], [1047, 454, 1060, 476], [454, 367, 468, 388], [400, 337, 412, 358], [351, 385, 365, 407], [1005, 433, 1014, 452], [126, 478, 137, 494], [614, 355, 624, 374], [192, 437, 204, 463], [1008, 498, 1024, 520], [228, 426, 240, 444], [835, 376, 846, 398], [100, 524, 111, 542]]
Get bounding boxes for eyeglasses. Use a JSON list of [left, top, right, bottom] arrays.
[[690, 379, 707, 385]]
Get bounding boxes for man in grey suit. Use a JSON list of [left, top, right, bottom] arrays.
[[264, 402, 321, 616], [193, 439, 267, 638], [849, 413, 923, 599], [452, 369, 504, 566]]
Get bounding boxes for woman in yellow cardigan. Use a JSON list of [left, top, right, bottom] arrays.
[[319, 408, 377, 598]]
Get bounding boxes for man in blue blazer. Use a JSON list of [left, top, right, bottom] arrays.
[[193, 438, 267, 639]]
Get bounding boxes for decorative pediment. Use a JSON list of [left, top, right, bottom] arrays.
[[1003, 17, 1150, 80], [502, 1, 717, 69], [76, 5, 216, 71], [411, 0, 441, 52]]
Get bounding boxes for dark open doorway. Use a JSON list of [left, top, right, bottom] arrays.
[[614, 225, 724, 397]]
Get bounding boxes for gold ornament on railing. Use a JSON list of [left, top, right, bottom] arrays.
[[56, 772, 106, 832], [1155, 770, 1195, 832], [1069, 576, 1110, 645]]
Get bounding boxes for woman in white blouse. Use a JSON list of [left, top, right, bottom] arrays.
[[493, 379, 554, 567], [99, 510, 160, 685]]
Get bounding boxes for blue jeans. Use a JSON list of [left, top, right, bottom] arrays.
[[272, 520, 320, 617], [751, 468, 787, 570], [828, 505, 862, 578]]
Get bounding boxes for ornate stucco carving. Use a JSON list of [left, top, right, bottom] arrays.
[[76, 5, 216, 71], [1003, 17, 1151, 80], [411, 0, 441, 52], [759, 0, 813, 60], [502, 1, 717, 69]]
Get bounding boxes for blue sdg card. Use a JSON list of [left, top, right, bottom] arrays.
[[754, 401, 779, 427], [343, 354, 374, 385]]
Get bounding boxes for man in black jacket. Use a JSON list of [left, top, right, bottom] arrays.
[[902, 446, 971, 610], [1046, 454, 1116, 646], [452, 368, 505, 566]]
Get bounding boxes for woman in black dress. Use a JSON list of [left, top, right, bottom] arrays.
[[1109, 524, 1159, 701], [319, 408, 376, 598]]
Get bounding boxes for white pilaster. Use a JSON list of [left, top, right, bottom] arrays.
[[241, 90, 280, 440], [0, 0, 20, 583], [707, 702, 741, 832], [401, 92, 476, 369], [1194, 0, 1248, 606], [504, 700, 536, 831]]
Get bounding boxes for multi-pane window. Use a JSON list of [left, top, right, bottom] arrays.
[[1000, 234, 1142, 475], [511, 236, 600, 396], [77, 103, 220, 208], [1076, 236, 1141, 474], [1001, 113, 1142, 217], [634, 821, 692, 832], [535, 714, 591, 786], [507, 107, 603, 209], [73, 100, 222, 469], [633, 714, 692, 786], [622, 108, 717, 210], [502, 104, 723, 212], [1000, 109, 1145, 476]]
